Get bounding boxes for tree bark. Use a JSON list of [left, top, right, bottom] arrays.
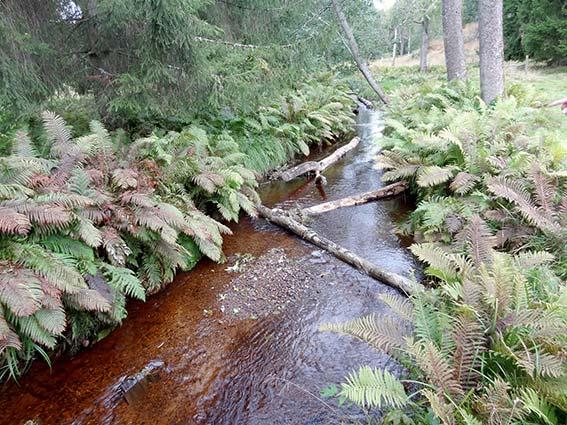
[[419, 16, 430, 73], [277, 137, 360, 182], [301, 181, 408, 216], [441, 0, 467, 80], [256, 205, 421, 295], [330, 0, 390, 105], [392, 27, 398, 66], [479, 0, 504, 104]]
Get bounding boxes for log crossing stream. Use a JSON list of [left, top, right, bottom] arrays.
[[0, 107, 418, 425]]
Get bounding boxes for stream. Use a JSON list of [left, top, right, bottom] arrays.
[[0, 107, 418, 425]]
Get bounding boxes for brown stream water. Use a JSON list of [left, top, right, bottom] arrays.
[[0, 108, 418, 425]]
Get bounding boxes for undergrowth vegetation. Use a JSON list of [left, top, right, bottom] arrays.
[[0, 75, 355, 381], [322, 81, 567, 424]]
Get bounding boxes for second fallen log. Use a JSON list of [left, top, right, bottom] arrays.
[[279, 137, 360, 182], [301, 181, 408, 216]]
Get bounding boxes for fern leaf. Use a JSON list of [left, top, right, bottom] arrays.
[[529, 163, 556, 215], [41, 111, 71, 153], [0, 268, 43, 317], [320, 314, 409, 355], [34, 307, 66, 335], [487, 177, 560, 233], [450, 172, 479, 195], [519, 388, 559, 425], [457, 215, 496, 268], [417, 166, 455, 188], [340, 366, 409, 409], [422, 390, 456, 425], [378, 293, 414, 322], [100, 264, 146, 301], [0, 207, 32, 235], [67, 289, 112, 313], [410, 243, 459, 282]]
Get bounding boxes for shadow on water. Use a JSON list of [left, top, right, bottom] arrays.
[[0, 107, 418, 425]]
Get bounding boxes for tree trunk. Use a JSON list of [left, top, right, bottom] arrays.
[[420, 16, 430, 72], [301, 181, 408, 216], [441, 0, 467, 80], [479, 0, 504, 104], [391, 27, 398, 66], [277, 137, 360, 182], [256, 205, 421, 295], [330, 0, 389, 105]]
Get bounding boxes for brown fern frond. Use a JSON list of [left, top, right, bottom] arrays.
[[422, 390, 456, 425], [412, 341, 464, 399], [476, 379, 526, 425], [22, 205, 72, 229], [0, 207, 32, 235], [529, 162, 556, 215], [0, 267, 43, 317], [112, 169, 138, 189], [452, 314, 485, 391], [515, 349, 565, 379], [450, 172, 479, 195], [457, 215, 496, 268], [101, 227, 131, 266], [487, 177, 560, 233]]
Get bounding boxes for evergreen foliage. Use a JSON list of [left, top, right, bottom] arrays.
[[504, 0, 567, 64]]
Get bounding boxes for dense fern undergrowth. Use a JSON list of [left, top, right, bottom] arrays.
[[0, 75, 355, 380], [322, 81, 567, 424]]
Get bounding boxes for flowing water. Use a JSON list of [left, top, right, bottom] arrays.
[[0, 108, 418, 425]]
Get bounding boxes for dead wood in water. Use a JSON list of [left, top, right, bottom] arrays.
[[278, 137, 360, 182], [256, 204, 422, 295], [301, 181, 408, 216]]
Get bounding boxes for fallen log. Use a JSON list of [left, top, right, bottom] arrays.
[[256, 204, 422, 295], [302, 181, 408, 216], [278, 137, 360, 182]]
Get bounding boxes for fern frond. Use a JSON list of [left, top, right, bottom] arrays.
[[417, 166, 455, 188], [487, 177, 560, 233], [450, 172, 479, 195], [0, 207, 32, 235], [378, 293, 414, 322], [320, 314, 409, 355], [0, 268, 43, 317], [33, 307, 66, 335], [412, 341, 464, 399], [100, 264, 146, 301], [410, 243, 459, 282], [41, 111, 71, 154], [340, 366, 409, 409], [458, 215, 496, 268]]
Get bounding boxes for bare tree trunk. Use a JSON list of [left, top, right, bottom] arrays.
[[441, 0, 467, 80], [392, 27, 398, 66], [420, 16, 430, 72], [331, 0, 390, 105], [479, 0, 504, 104]]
